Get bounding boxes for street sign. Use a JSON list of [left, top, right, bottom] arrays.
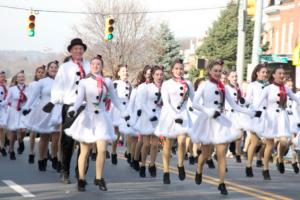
[[260, 54, 289, 63]]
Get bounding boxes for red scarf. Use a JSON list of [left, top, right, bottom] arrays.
[[0, 83, 7, 99], [73, 59, 86, 79], [229, 83, 242, 102], [16, 84, 27, 111], [273, 82, 287, 108], [210, 77, 225, 107], [94, 75, 111, 111]]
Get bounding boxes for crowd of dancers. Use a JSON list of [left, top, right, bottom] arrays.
[[0, 38, 300, 195]]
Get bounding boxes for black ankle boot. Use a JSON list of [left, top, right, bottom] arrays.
[[111, 153, 117, 165], [28, 154, 35, 164], [139, 166, 146, 177], [52, 157, 58, 170], [132, 160, 140, 171], [42, 159, 47, 171], [262, 170, 271, 180], [195, 172, 202, 185], [17, 141, 24, 154], [206, 159, 215, 169], [189, 156, 195, 165], [218, 183, 228, 195], [246, 167, 254, 177], [98, 178, 107, 191], [106, 150, 110, 159], [292, 162, 299, 174], [10, 151, 16, 160], [236, 155, 241, 163], [38, 160, 44, 171], [127, 153, 131, 164], [177, 165, 185, 181], [163, 173, 171, 184], [276, 161, 285, 174], [56, 161, 62, 173], [256, 160, 263, 167], [77, 179, 86, 192], [148, 164, 157, 177], [0, 148, 7, 157]]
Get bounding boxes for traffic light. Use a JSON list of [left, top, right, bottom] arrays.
[[247, 0, 256, 17], [27, 14, 35, 37], [104, 17, 114, 41]]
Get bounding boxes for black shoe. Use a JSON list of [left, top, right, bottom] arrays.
[[124, 151, 128, 158], [177, 165, 185, 181], [139, 166, 146, 177], [17, 142, 24, 154], [77, 179, 86, 192], [256, 160, 263, 168], [195, 172, 202, 185], [148, 164, 157, 177], [60, 172, 71, 184], [132, 160, 140, 171], [52, 157, 58, 170], [163, 173, 171, 184], [56, 161, 62, 173], [127, 153, 131, 164], [246, 167, 254, 177], [106, 150, 110, 159], [262, 170, 271, 180], [206, 159, 215, 169], [218, 183, 228, 195], [10, 151, 16, 160], [43, 159, 47, 171], [236, 155, 241, 163], [38, 160, 44, 171], [184, 153, 188, 160], [0, 148, 7, 157], [98, 178, 107, 191], [292, 162, 299, 174], [276, 161, 285, 174], [189, 156, 195, 165], [111, 153, 117, 165], [91, 152, 97, 161], [28, 154, 35, 164], [171, 146, 176, 155]]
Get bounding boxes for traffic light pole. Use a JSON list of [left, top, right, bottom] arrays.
[[236, 0, 247, 84], [251, 0, 263, 66]]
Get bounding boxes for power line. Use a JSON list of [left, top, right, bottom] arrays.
[[0, 4, 227, 15]]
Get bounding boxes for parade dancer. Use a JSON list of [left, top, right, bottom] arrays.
[[131, 65, 152, 171], [0, 71, 8, 156], [110, 64, 133, 165], [0, 71, 28, 160], [23, 61, 61, 171], [25, 65, 46, 164], [190, 60, 259, 195], [134, 66, 164, 177], [43, 38, 90, 183], [65, 55, 126, 192], [245, 64, 268, 177], [253, 66, 300, 180], [155, 59, 194, 184]]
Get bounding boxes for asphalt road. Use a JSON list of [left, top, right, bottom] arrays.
[[0, 139, 299, 200]]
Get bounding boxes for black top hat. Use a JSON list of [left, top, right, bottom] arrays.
[[67, 38, 87, 52]]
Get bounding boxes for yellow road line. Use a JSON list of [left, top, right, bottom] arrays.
[[118, 154, 293, 200]]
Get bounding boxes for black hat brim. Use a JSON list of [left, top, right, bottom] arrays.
[[67, 43, 87, 52]]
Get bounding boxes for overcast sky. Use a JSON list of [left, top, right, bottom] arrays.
[[0, 0, 230, 52]]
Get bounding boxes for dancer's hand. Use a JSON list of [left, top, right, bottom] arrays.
[[43, 102, 54, 113]]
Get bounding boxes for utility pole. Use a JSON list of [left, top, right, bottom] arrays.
[[236, 0, 247, 84]]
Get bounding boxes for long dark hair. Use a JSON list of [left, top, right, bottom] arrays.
[[135, 65, 152, 86], [34, 65, 46, 81], [46, 60, 59, 77], [193, 77, 205, 91], [268, 66, 284, 84], [251, 64, 267, 82]]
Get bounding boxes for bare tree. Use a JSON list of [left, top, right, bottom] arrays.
[[73, 0, 157, 78]]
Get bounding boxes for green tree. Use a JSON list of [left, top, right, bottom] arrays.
[[196, 2, 254, 73], [154, 23, 182, 73]]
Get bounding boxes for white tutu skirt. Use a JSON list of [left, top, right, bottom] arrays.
[[288, 113, 299, 134], [292, 134, 300, 150], [0, 107, 7, 127], [155, 108, 192, 138], [261, 110, 291, 139], [65, 109, 116, 143], [190, 112, 241, 145], [109, 105, 123, 126], [226, 110, 252, 130], [247, 110, 267, 136], [5, 107, 26, 131], [134, 113, 158, 135], [24, 100, 61, 134]]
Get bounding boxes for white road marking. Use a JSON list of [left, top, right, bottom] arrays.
[[2, 180, 35, 198]]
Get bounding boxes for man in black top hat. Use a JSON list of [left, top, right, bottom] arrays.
[[43, 38, 90, 183]]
